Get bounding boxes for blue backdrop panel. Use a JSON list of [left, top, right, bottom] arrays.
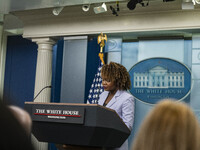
[[51, 39, 64, 103], [4, 36, 37, 108], [84, 37, 101, 103]]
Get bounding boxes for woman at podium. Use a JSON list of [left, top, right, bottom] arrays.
[[98, 62, 135, 150]]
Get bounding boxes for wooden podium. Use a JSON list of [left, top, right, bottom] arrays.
[[25, 102, 130, 149]]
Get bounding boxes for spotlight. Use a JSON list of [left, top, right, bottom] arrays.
[[93, 3, 107, 14], [195, 0, 200, 4], [52, 7, 64, 16], [193, 0, 200, 4], [82, 4, 90, 12], [127, 0, 142, 10], [127, 0, 149, 10], [182, 0, 194, 9]]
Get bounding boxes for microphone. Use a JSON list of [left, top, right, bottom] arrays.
[[33, 86, 52, 101]]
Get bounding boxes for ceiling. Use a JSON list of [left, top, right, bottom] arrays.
[[2, 0, 200, 39], [0, 0, 127, 14]]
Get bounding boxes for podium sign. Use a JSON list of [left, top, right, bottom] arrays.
[[32, 104, 84, 124], [25, 102, 130, 148]]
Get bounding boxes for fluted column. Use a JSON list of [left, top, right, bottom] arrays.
[[0, 14, 4, 99], [32, 37, 56, 150], [32, 37, 56, 102]]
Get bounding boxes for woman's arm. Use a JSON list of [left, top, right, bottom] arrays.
[[122, 97, 135, 130]]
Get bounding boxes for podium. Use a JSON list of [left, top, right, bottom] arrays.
[[25, 102, 130, 148]]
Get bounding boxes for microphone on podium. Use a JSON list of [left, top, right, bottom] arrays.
[[33, 86, 52, 101]]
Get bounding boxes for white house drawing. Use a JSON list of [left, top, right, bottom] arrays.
[[133, 66, 184, 88]]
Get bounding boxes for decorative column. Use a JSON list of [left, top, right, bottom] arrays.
[[32, 37, 56, 150], [32, 37, 56, 102], [0, 14, 4, 99], [0, 14, 3, 45]]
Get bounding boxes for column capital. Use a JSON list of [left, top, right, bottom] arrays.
[[32, 37, 57, 45], [32, 37, 57, 52]]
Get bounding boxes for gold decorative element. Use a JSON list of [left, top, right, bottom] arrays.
[[97, 32, 107, 65], [99, 53, 105, 65], [97, 32, 107, 53]]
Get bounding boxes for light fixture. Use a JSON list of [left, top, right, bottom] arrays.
[[127, 0, 139, 10], [127, 0, 148, 10], [110, 6, 118, 16], [193, 0, 200, 4], [110, 2, 120, 16], [196, 0, 200, 4], [82, 4, 90, 12], [116, 1, 120, 11], [52, 6, 64, 16], [93, 3, 107, 14], [182, 0, 194, 9]]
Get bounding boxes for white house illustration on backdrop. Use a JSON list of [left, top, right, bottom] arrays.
[[133, 66, 184, 88]]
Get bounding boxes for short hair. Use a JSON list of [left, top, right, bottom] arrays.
[[131, 99, 200, 150], [0, 100, 34, 150], [101, 62, 131, 90]]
